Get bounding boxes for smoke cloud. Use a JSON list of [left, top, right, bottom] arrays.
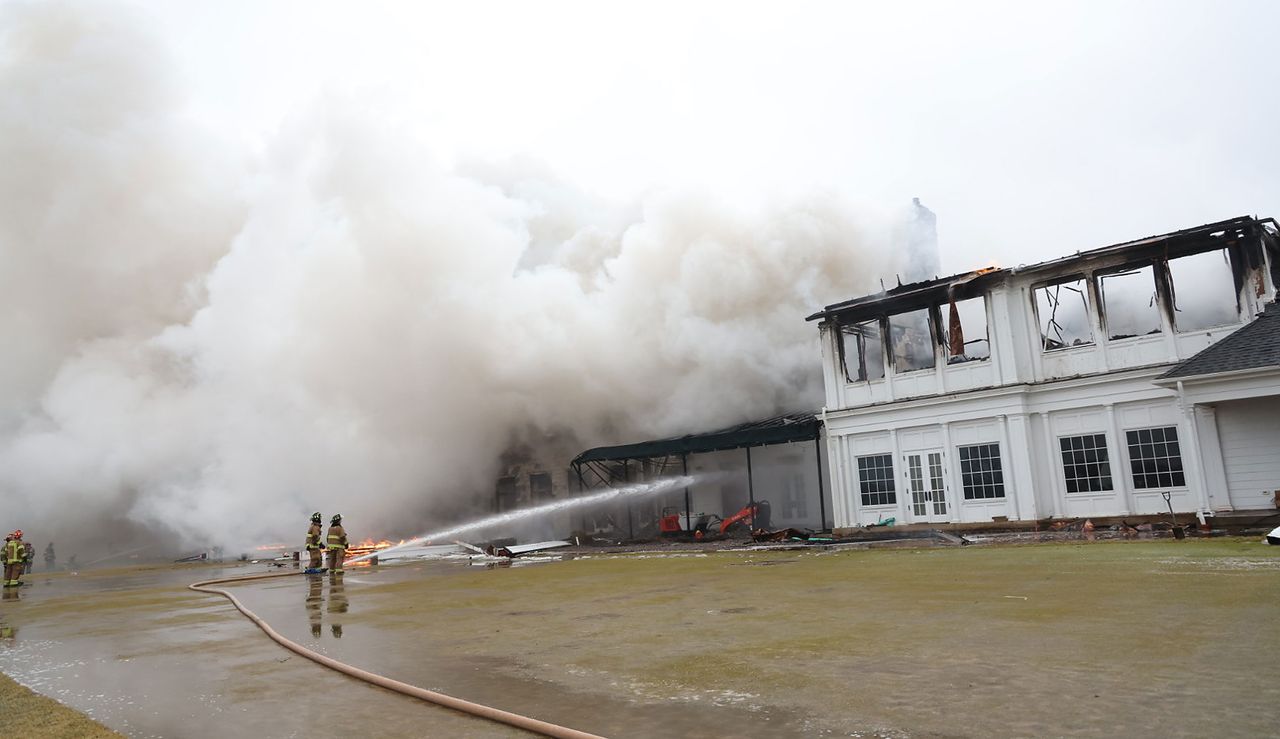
[[0, 2, 899, 555]]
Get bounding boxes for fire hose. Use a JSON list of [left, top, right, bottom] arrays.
[[189, 571, 606, 739]]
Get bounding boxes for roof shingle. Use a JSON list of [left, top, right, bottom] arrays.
[[1158, 301, 1280, 380]]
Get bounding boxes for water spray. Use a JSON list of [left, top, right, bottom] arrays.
[[349, 475, 697, 563], [84, 544, 154, 567]]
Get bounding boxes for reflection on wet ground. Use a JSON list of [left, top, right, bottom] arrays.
[[304, 572, 350, 640], [0, 562, 801, 738], [0, 541, 1279, 738], [0, 564, 531, 738]]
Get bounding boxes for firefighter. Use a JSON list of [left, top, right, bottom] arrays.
[[23, 540, 34, 575], [44, 542, 55, 571], [305, 512, 326, 572], [325, 514, 348, 572], [3, 531, 25, 587]]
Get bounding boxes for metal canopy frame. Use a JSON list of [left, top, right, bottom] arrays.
[[569, 412, 828, 535]]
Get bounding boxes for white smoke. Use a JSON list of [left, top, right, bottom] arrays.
[[0, 2, 900, 555]]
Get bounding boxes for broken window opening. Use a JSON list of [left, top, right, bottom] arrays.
[[1167, 249, 1240, 332], [1264, 227, 1280, 292], [1099, 265, 1162, 341], [530, 472, 553, 501], [942, 296, 990, 363], [496, 476, 517, 512], [889, 308, 935, 373], [1035, 277, 1093, 351], [839, 320, 885, 383]]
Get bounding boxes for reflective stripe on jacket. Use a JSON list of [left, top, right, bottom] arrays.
[[326, 526, 348, 550], [305, 524, 323, 550], [4, 540, 22, 564]]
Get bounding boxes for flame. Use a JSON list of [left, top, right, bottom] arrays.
[[352, 538, 397, 549], [342, 538, 406, 561]]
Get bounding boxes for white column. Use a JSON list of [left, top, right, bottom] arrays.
[[1088, 276, 1113, 373], [940, 421, 956, 522], [1176, 381, 1219, 514], [819, 325, 844, 411], [889, 427, 908, 522], [1039, 412, 1063, 519], [829, 432, 850, 528], [1000, 413, 1037, 521], [1105, 404, 1134, 516], [1019, 287, 1047, 384], [1193, 405, 1231, 511]]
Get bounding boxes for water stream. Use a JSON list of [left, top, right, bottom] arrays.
[[350, 475, 698, 562]]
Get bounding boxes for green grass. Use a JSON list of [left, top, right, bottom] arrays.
[[352, 538, 1280, 736], [0, 672, 122, 738]]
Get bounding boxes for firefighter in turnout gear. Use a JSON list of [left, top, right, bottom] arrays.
[[4, 531, 25, 587], [325, 515, 348, 572], [305, 512, 326, 572]]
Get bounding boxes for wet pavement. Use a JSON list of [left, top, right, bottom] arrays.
[[2, 540, 1279, 737], [0, 565, 522, 737], [0, 562, 807, 738]]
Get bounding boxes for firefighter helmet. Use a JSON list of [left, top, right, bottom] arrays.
[[330, 514, 342, 525], [311, 512, 322, 524]]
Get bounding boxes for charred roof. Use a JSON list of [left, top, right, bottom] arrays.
[[808, 215, 1277, 325]]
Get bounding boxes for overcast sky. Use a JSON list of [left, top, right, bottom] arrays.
[[139, 0, 1280, 273]]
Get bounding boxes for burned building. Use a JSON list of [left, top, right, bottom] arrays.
[[810, 216, 1280, 528]]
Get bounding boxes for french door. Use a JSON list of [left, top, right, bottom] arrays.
[[905, 449, 949, 523]]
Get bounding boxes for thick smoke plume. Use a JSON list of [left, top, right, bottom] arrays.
[[0, 3, 898, 556]]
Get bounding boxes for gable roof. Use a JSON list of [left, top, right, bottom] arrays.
[[1158, 301, 1280, 381]]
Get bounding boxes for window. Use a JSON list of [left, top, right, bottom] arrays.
[[496, 476, 517, 511], [530, 472, 553, 501], [1035, 277, 1093, 351], [1059, 434, 1113, 493], [1167, 249, 1239, 331], [942, 296, 990, 363], [1125, 426, 1186, 489], [889, 308, 935, 372], [958, 443, 1005, 499], [857, 454, 896, 506], [1099, 265, 1162, 340], [839, 320, 885, 382]]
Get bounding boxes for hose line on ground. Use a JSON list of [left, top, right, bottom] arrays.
[[189, 570, 606, 739]]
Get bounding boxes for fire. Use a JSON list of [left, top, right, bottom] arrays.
[[352, 538, 397, 549], [342, 538, 406, 561]]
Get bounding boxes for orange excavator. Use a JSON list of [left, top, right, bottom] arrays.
[[719, 500, 770, 534], [658, 500, 771, 539]]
